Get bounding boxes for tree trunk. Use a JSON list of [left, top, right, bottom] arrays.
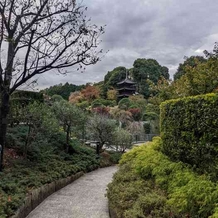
[[0, 91, 10, 171], [96, 142, 104, 155], [96, 142, 100, 155], [24, 124, 32, 159], [0, 36, 15, 171], [66, 125, 70, 153]]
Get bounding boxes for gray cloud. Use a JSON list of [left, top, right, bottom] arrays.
[[36, 0, 218, 89]]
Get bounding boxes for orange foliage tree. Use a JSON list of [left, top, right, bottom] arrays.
[[69, 91, 84, 104], [81, 85, 100, 103]]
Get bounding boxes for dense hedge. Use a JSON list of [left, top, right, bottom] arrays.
[[160, 93, 218, 177], [107, 137, 218, 218]]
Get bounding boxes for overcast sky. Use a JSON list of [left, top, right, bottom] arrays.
[[36, 0, 218, 90]]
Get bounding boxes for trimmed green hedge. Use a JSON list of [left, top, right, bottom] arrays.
[[107, 137, 218, 218], [160, 93, 218, 177]]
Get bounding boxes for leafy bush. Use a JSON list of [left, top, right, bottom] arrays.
[[118, 98, 131, 110], [108, 137, 218, 218], [160, 93, 218, 177], [99, 151, 122, 167], [112, 128, 132, 153], [143, 122, 151, 134], [129, 104, 138, 109], [76, 100, 89, 109], [92, 106, 110, 115], [6, 126, 28, 149], [91, 98, 116, 108], [128, 108, 141, 121], [1, 127, 103, 217], [107, 151, 122, 164]]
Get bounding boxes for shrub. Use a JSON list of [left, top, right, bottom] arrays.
[[118, 98, 131, 110], [1, 126, 108, 217], [129, 104, 138, 109], [91, 99, 116, 108], [92, 106, 110, 115], [76, 101, 89, 109], [143, 122, 151, 134], [108, 151, 122, 164], [6, 126, 28, 149], [99, 151, 122, 167], [108, 137, 218, 218], [128, 108, 141, 121], [160, 93, 218, 177], [107, 164, 155, 218], [112, 128, 132, 153]]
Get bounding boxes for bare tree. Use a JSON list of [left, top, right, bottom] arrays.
[[0, 0, 104, 170]]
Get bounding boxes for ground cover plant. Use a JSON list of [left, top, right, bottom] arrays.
[[107, 137, 218, 218], [0, 125, 120, 218]]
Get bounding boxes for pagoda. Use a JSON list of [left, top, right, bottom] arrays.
[[117, 72, 136, 100]]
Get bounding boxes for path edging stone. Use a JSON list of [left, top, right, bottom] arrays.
[[10, 171, 84, 218], [109, 204, 118, 218]]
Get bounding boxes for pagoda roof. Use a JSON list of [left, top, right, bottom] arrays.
[[117, 87, 136, 91], [117, 77, 136, 85], [117, 93, 133, 98]]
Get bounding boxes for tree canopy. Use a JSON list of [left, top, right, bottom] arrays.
[[132, 58, 169, 98], [42, 83, 85, 100], [102, 66, 127, 97], [0, 0, 104, 171], [173, 56, 206, 81]]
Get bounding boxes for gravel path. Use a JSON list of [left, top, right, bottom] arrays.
[[26, 166, 117, 218]]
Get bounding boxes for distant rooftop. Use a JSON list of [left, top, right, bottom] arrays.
[[117, 77, 136, 85], [117, 71, 136, 85]]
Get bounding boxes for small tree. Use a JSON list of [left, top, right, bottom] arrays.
[[113, 128, 132, 153], [107, 89, 117, 101], [143, 122, 151, 134], [143, 112, 159, 134], [22, 102, 58, 158], [81, 85, 100, 103], [51, 95, 64, 103], [128, 108, 142, 121], [110, 107, 133, 128], [87, 114, 116, 155], [69, 91, 84, 104], [92, 106, 110, 116], [53, 100, 84, 152], [127, 122, 144, 142]]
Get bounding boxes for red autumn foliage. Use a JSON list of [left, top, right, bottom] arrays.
[[128, 108, 141, 121], [92, 107, 110, 115]]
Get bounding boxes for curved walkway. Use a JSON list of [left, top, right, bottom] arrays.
[[26, 166, 117, 218]]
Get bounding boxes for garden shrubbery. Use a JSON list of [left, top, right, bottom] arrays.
[[107, 137, 218, 218], [160, 93, 218, 177], [0, 125, 120, 218]]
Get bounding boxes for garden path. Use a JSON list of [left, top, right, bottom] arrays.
[[26, 166, 117, 218]]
